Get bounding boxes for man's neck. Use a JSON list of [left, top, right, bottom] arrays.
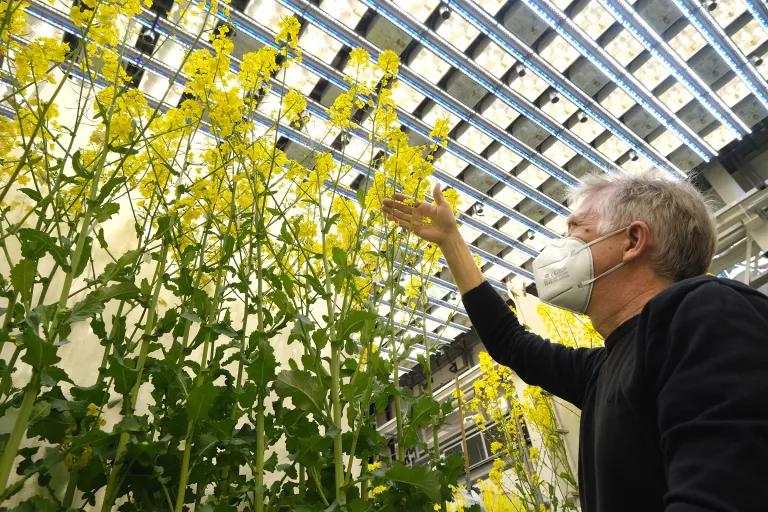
[[590, 278, 671, 338]]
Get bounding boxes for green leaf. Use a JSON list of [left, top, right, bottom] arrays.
[[93, 202, 120, 222], [10, 259, 36, 305], [108, 143, 139, 155], [331, 246, 347, 268], [115, 414, 147, 433], [18, 187, 42, 202], [107, 356, 138, 395], [187, 379, 221, 422], [73, 236, 92, 277], [68, 282, 140, 324], [41, 366, 73, 387], [8, 495, 58, 512], [70, 382, 109, 405], [385, 463, 441, 501], [275, 370, 327, 421], [96, 176, 126, 203], [246, 339, 277, 395], [408, 395, 440, 430], [338, 309, 377, 340], [20, 328, 60, 371], [71, 150, 94, 178], [98, 249, 140, 284]]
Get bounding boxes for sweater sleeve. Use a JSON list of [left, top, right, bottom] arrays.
[[651, 282, 768, 512], [462, 280, 603, 408]]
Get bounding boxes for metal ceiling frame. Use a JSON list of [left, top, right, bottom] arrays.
[[357, 0, 625, 176], [595, 0, 750, 139], [671, 0, 768, 113], [521, 0, 717, 164], [744, 0, 768, 36], [274, 0, 583, 188], [444, 0, 685, 177]]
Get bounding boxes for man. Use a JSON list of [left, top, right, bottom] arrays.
[[382, 170, 768, 512]]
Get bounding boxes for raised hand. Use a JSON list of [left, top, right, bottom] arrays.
[[381, 182, 460, 247]]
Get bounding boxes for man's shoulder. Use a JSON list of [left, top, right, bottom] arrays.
[[648, 275, 767, 313]]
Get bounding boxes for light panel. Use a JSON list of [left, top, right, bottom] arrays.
[[572, 0, 615, 40], [520, 0, 715, 163], [537, 35, 582, 72], [409, 47, 453, 83], [456, 125, 494, 153], [487, 145, 524, 172], [321, 0, 368, 28], [475, 41, 518, 78], [730, 19, 768, 56], [671, 0, 768, 112], [542, 140, 577, 166], [435, 12, 481, 52], [669, 23, 707, 60]]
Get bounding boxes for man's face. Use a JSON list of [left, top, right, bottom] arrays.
[[565, 195, 627, 314]]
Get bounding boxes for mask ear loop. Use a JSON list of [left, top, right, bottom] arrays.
[[579, 260, 625, 287], [576, 226, 630, 287]]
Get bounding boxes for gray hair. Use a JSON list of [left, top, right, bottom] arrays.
[[569, 169, 716, 282]]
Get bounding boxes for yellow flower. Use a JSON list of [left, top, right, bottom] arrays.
[[329, 89, 357, 128], [0, 0, 29, 52], [349, 47, 370, 68], [377, 49, 400, 78], [433, 505, 441, 511], [371, 485, 387, 496], [429, 117, 451, 147], [14, 37, 69, 85], [488, 457, 505, 486], [367, 461, 382, 471], [239, 46, 279, 92], [442, 187, 461, 213], [282, 88, 307, 125], [490, 441, 503, 454], [276, 15, 301, 49], [86, 403, 100, 417]]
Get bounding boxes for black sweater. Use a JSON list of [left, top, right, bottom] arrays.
[[462, 275, 768, 512]]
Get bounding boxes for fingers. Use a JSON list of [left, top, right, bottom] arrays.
[[432, 183, 446, 205], [385, 209, 423, 233], [382, 199, 416, 215]]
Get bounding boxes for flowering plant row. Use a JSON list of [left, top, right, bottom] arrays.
[[0, 0, 468, 509], [457, 303, 603, 511]]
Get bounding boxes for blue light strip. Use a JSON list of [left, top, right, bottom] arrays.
[[356, 0, 624, 178], [272, 0, 582, 188], [743, 1, 768, 36], [671, 0, 768, 113], [521, 0, 717, 162], [448, 0, 686, 178], [596, 0, 749, 139]]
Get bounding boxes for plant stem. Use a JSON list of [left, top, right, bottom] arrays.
[[62, 469, 78, 509], [174, 206, 232, 511], [392, 362, 404, 461], [174, 422, 194, 512], [0, 374, 40, 494], [254, 402, 265, 512], [100, 243, 169, 512], [330, 344, 344, 503]]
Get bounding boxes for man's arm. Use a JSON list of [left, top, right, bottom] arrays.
[[652, 281, 768, 511], [463, 280, 603, 408], [383, 185, 602, 407]]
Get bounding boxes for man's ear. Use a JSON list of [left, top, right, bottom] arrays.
[[623, 220, 651, 262]]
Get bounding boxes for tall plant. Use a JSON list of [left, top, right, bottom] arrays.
[[0, 1, 466, 509]]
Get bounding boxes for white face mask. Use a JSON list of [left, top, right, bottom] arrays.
[[531, 227, 628, 314]]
